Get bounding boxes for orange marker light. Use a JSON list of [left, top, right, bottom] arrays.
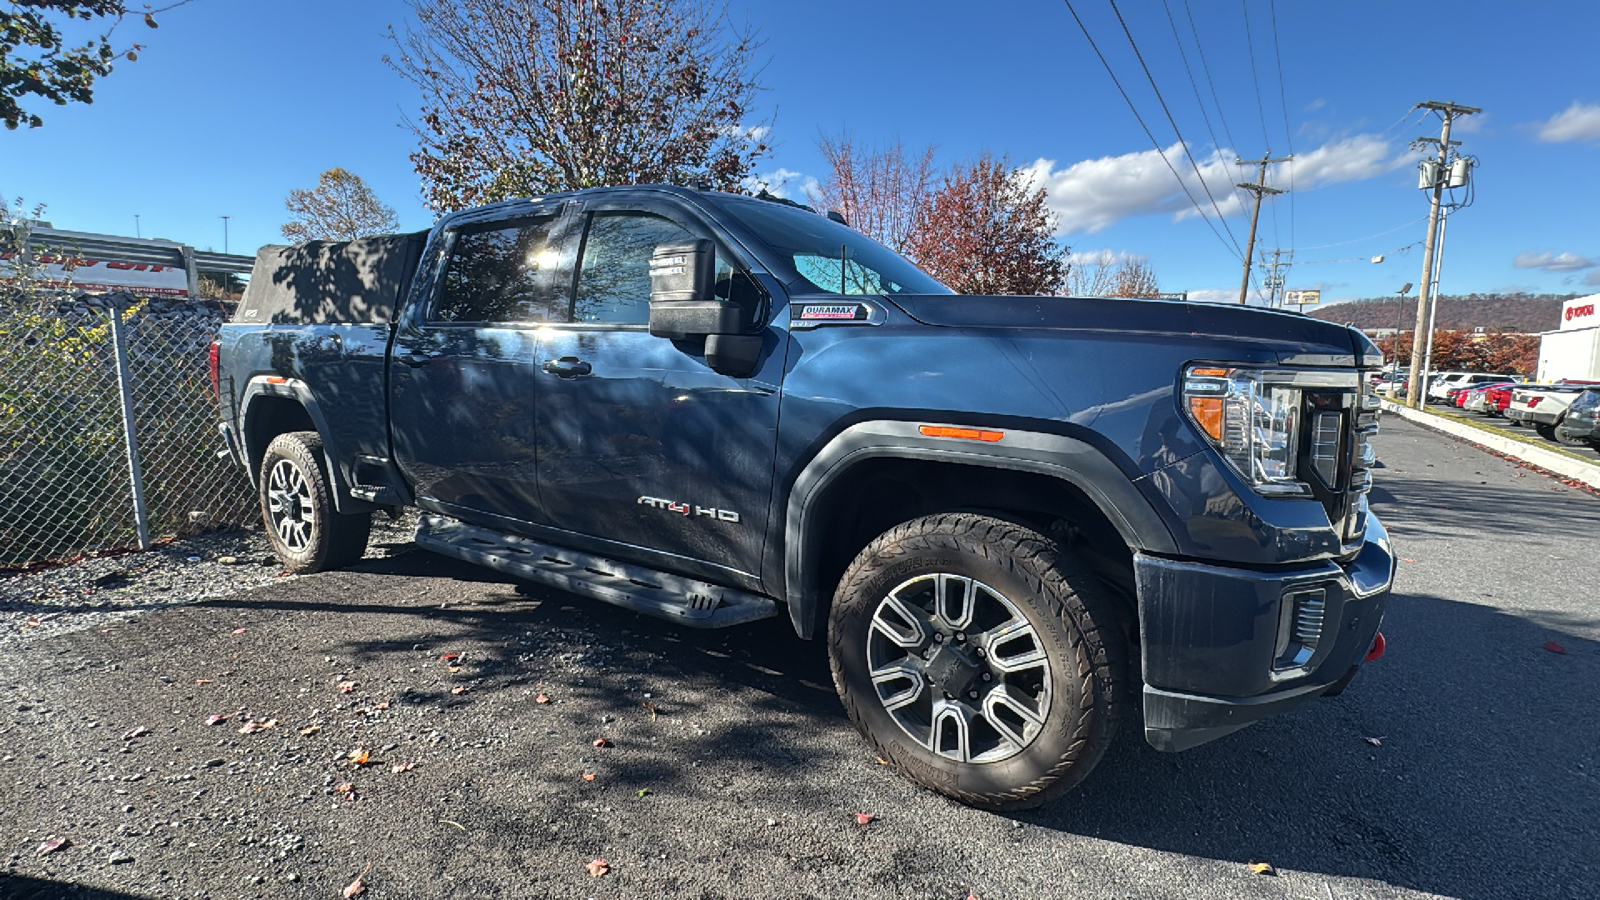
[[1188, 397, 1224, 441], [265, 376, 287, 385], [919, 425, 1003, 442], [1190, 367, 1229, 377]]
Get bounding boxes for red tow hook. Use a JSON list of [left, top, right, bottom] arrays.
[[1364, 631, 1386, 663]]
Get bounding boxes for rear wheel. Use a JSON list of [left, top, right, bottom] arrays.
[[259, 431, 371, 573], [1535, 420, 1559, 442], [828, 513, 1127, 811]]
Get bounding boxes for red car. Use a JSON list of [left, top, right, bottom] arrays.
[[1483, 384, 1518, 415]]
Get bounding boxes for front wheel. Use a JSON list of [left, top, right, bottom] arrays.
[[259, 431, 371, 573], [828, 514, 1127, 811]]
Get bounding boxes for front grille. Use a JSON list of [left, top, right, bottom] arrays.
[[1299, 373, 1378, 552]]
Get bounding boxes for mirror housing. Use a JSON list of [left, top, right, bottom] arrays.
[[648, 240, 742, 339]]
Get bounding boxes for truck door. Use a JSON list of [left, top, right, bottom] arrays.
[[389, 202, 577, 529], [532, 195, 785, 585]]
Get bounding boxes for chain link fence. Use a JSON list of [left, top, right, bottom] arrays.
[[0, 291, 255, 568]]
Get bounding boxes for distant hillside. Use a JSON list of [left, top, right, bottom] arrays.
[[1309, 292, 1577, 333]]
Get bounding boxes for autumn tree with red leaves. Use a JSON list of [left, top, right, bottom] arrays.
[[904, 153, 1067, 295], [808, 133, 936, 255], [387, 0, 771, 212], [281, 169, 400, 242]]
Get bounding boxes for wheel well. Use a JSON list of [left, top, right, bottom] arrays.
[[805, 458, 1138, 634], [243, 396, 316, 484]]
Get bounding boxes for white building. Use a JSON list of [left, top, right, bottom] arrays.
[[1537, 293, 1600, 382]]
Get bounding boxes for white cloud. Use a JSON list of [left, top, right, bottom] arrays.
[[1022, 134, 1413, 234], [746, 167, 818, 201], [1536, 102, 1600, 142], [1512, 250, 1599, 271], [1185, 288, 1239, 305]]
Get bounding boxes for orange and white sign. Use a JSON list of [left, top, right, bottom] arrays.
[[0, 251, 190, 297]]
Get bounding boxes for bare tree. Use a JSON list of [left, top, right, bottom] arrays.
[[281, 169, 401, 243], [1109, 257, 1160, 299], [1063, 250, 1117, 297], [387, 0, 771, 212], [905, 152, 1066, 295], [808, 132, 936, 255]]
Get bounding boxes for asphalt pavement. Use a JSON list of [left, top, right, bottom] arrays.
[[1, 415, 1596, 899]]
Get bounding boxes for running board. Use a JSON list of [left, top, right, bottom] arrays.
[[413, 514, 778, 629]]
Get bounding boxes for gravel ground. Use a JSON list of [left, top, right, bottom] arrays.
[[0, 514, 417, 652], [0, 421, 1596, 899]]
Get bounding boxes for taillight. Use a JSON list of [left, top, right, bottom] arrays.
[[208, 340, 221, 399], [1527, 396, 1542, 408]]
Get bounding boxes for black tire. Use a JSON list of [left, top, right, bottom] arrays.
[[1535, 421, 1558, 442], [259, 431, 371, 574], [828, 513, 1127, 811], [1552, 414, 1586, 447]]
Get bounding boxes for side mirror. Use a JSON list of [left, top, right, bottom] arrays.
[[647, 240, 742, 339]]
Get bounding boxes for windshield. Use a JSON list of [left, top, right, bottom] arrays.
[[710, 195, 953, 296]]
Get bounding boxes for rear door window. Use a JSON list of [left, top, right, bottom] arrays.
[[432, 214, 571, 324]]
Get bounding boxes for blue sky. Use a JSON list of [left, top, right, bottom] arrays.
[[4, 0, 1599, 309]]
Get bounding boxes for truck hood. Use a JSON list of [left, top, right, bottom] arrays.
[[885, 294, 1376, 368]]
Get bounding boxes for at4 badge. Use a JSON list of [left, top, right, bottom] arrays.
[[637, 496, 741, 523]]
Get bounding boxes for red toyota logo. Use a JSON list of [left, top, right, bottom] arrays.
[[1569, 303, 1596, 321]]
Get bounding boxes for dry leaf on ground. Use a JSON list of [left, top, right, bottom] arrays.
[[204, 713, 232, 727], [592, 737, 612, 748], [238, 718, 277, 734], [1248, 861, 1276, 875], [439, 653, 462, 662], [338, 681, 357, 693], [1364, 736, 1384, 747], [582, 772, 595, 782], [231, 627, 246, 634], [122, 726, 148, 740], [373, 701, 390, 711], [298, 725, 320, 736], [36, 837, 70, 856], [391, 761, 416, 774], [854, 813, 876, 825], [586, 858, 610, 877], [347, 748, 372, 766], [343, 863, 372, 897], [1545, 641, 1567, 654], [535, 693, 551, 704], [450, 685, 469, 695]]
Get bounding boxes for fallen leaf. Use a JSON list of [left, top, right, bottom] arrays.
[[875, 757, 889, 766], [1401, 558, 1417, 563], [439, 818, 466, 832], [592, 737, 612, 749], [535, 693, 551, 704], [641, 700, 658, 720], [636, 788, 651, 798], [1248, 861, 1276, 876], [372, 701, 390, 711], [347, 748, 372, 766], [335, 782, 358, 801], [297, 725, 320, 736], [439, 653, 461, 662], [231, 627, 246, 634], [447, 665, 463, 674], [205, 713, 232, 727], [194, 678, 212, 685], [853, 812, 876, 826], [582, 772, 596, 782], [343, 862, 371, 897], [238, 718, 278, 734], [25, 615, 40, 627], [338, 681, 357, 694], [585, 858, 610, 877], [1545, 641, 1567, 654], [36, 836, 69, 856], [122, 726, 148, 740], [450, 686, 468, 695], [1364, 736, 1384, 747], [391, 761, 416, 774]]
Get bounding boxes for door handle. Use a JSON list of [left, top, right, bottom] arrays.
[[542, 356, 593, 378], [398, 353, 435, 368]]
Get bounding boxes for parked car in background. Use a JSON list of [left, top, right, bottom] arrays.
[[1554, 387, 1600, 448], [1506, 382, 1600, 440], [1483, 384, 1519, 417], [1428, 372, 1519, 402], [1462, 382, 1521, 414]]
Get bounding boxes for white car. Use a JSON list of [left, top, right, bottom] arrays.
[[1427, 372, 1518, 402]]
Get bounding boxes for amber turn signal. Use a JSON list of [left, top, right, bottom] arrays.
[[918, 425, 1003, 442], [1188, 397, 1224, 441]]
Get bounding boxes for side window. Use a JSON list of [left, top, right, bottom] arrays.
[[575, 212, 695, 325], [575, 211, 763, 326], [432, 215, 569, 324]]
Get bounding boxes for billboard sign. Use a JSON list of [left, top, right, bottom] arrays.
[[0, 251, 190, 297]]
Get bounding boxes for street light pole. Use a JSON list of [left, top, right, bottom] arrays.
[[1388, 282, 1413, 399], [220, 216, 231, 254]]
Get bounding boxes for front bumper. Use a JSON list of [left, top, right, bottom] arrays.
[[1135, 513, 1394, 752]]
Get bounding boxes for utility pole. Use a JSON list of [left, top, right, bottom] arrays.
[[220, 215, 231, 254], [1261, 248, 1292, 309], [1387, 282, 1413, 399], [1404, 100, 1479, 407], [1235, 153, 1292, 305]]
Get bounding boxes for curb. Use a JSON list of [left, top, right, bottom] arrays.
[[1380, 400, 1600, 490]]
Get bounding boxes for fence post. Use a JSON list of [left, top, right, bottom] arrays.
[[108, 303, 152, 550]]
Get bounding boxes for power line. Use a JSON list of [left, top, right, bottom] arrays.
[[1269, 0, 1295, 252], [1180, 0, 1251, 219], [1297, 216, 1429, 251], [1058, 0, 1243, 260], [1161, 0, 1254, 219], [1239, 0, 1274, 152], [1106, 0, 1244, 257]]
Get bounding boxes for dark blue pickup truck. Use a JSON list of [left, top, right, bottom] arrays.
[[214, 185, 1394, 810]]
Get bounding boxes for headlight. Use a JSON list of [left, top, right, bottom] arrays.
[[1183, 365, 1361, 497]]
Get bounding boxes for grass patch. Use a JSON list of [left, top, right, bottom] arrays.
[[1387, 402, 1600, 467]]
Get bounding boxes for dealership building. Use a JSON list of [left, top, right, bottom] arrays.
[[0, 222, 253, 299], [1537, 293, 1600, 382]]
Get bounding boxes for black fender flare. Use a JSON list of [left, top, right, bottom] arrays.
[[239, 376, 372, 515], [781, 420, 1178, 638]]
